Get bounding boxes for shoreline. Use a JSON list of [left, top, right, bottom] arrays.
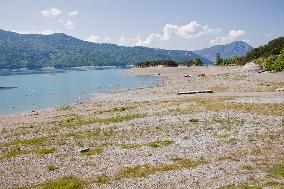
[[0, 66, 284, 189], [0, 67, 161, 117], [0, 83, 163, 118]]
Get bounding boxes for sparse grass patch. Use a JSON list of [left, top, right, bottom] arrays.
[[100, 143, 113, 147], [213, 133, 230, 139], [120, 143, 142, 149], [219, 184, 262, 189], [120, 140, 174, 149], [47, 165, 59, 172], [147, 140, 174, 148], [57, 114, 146, 128], [14, 187, 29, 189], [264, 181, 284, 187], [115, 158, 207, 180], [268, 164, 284, 178], [0, 149, 30, 160], [94, 174, 110, 184], [56, 128, 115, 146], [212, 117, 245, 130], [172, 158, 207, 169], [36, 148, 56, 155], [80, 148, 103, 156], [0, 147, 56, 160], [12, 137, 47, 146], [228, 138, 238, 145], [189, 118, 199, 123], [241, 165, 253, 171], [57, 115, 85, 128], [56, 154, 68, 159], [78, 129, 102, 139], [101, 114, 146, 124], [41, 176, 84, 189], [115, 164, 176, 180], [84, 161, 96, 167], [216, 155, 240, 162], [97, 106, 135, 114]]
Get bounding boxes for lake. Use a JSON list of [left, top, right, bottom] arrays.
[[0, 66, 160, 115]]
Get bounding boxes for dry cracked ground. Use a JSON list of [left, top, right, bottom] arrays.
[[0, 66, 283, 189]]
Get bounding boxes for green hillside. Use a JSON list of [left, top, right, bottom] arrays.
[[243, 37, 284, 63], [0, 29, 211, 69]]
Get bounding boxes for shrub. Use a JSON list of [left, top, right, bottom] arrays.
[[135, 60, 178, 68], [255, 49, 284, 71]]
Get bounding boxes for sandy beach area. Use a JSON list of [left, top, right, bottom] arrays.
[[0, 66, 283, 189]]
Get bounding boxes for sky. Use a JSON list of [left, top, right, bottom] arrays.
[[0, 0, 283, 51]]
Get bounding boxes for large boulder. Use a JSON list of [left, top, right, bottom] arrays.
[[241, 61, 262, 72]]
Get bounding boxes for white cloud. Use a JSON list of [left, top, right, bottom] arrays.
[[118, 35, 143, 46], [210, 30, 246, 45], [64, 20, 75, 29], [87, 35, 111, 43], [12, 30, 59, 35], [68, 10, 78, 16], [118, 20, 221, 46], [41, 8, 62, 18], [136, 33, 162, 46], [58, 19, 64, 23], [164, 21, 221, 40]]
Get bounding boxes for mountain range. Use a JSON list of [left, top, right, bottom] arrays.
[[0, 29, 253, 69], [194, 41, 253, 62]]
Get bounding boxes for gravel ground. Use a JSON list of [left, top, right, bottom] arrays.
[[230, 97, 284, 104], [0, 66, 283, 189]]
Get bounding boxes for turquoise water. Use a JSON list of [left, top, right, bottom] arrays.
[[0, 66, 159, 115]]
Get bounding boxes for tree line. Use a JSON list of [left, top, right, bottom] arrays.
[[135, 58, 203, 68]]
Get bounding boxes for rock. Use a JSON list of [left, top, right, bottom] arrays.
[[241, 61, 262, 72], [276, 88, 284, 91], [78, 147, 89, 153]]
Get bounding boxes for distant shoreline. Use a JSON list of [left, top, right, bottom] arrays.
[[0, 65, 135, 71]]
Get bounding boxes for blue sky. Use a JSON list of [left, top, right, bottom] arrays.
[[0, 0, 283, 50]]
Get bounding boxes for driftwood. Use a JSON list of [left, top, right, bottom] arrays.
[[0, 86, 17, 90], [177, 90, 213, 95]]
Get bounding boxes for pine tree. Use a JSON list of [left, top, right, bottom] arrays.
[[215, 53, 223, 65], [192, 57, 203, 66]]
